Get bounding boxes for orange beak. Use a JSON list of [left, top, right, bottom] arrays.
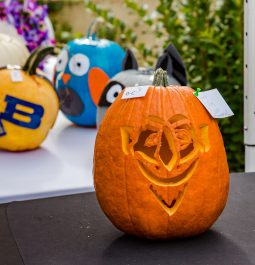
[[62, 73, 71, 85]]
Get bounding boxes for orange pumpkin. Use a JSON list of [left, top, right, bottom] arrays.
[[94, 69, 229, 239]]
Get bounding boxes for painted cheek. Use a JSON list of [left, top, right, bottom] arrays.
[[88, 67, 110, 105]]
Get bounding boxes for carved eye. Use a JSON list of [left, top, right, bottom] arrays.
[[56, 49, 68, 72], [175, 126, 193, 157], [69, 54, 90, 76], [169, 115, 195, 160], [106, 84, 123, 104], [133, 129, 174, 167], [134, 130, 159, 159]]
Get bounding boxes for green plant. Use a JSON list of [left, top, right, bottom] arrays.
[[46, 1, 84, 44], [52, 20, 83, 43], [85, 0, 243, 172], [85, 1, 137, 45]]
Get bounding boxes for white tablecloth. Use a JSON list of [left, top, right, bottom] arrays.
[[0, 112, 96, 203]]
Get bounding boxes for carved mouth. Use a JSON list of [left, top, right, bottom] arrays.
[[137, 159, 199, 187], [149, 184, 187, 216], [138, 159, 197, 215]]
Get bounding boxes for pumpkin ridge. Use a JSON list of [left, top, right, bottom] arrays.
[[163, 88, 169, 121], [166, 88, 174, 237], [190, 88, 210, 224], [196, 106, 212, 230], [166, 86, 172, 237], [180, 90, 203, 194], [201, 105, 225, 232], [168, 87, 200, 234], [173, 87, 189, 120], [185, 90, 227, 233], [126, 97, 137, 124], [160, 86, 165, 121], [215, 123, 223, 220], [123, 155, 139, 235], [215, 120, 229, 214], [116, 91, 135, 125], [145, 87, 154, 121], [99, 104, 133, 233], [198, 122, 217, 231], [120, 97, 138, 234]]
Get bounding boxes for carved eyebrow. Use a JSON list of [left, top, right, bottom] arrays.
[[172, 120, 191, 128], [147, 116, 164, 124], [169, 114, 188, 123], [168, 114, 191, 128]]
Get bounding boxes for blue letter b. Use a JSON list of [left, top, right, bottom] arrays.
[[0, 95, 44, 130]]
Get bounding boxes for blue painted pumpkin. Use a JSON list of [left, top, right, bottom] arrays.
[[97, 44, 188, 127], [54, 37, 125, 126]]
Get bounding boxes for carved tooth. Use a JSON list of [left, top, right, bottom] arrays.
[[177, 190, 183, 199], [170, 199, 176, 208], [150, 185, 155, 193], [162, 200, 169, 207]]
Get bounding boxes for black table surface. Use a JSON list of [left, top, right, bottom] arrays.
[[1, 172, 255, 265]]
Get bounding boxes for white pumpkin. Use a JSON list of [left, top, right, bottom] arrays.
[[0, 21, 23, 42], [0, 33, 30, 68]]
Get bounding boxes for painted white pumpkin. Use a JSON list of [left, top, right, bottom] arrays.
[[0, 33, 30, 68]]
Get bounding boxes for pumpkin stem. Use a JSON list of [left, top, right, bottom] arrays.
[[23, 46, 58, 76], [152, 68, 169, 87], [87, 18, 104, 41]]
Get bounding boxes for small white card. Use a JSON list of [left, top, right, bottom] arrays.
[[196, 89, 234, 118], [10, 70, 23, 82], [122, 86, 149, 99]]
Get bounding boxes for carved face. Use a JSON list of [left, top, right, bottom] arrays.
[[94, 85, 229, 239], [121, 114, 210, 216]]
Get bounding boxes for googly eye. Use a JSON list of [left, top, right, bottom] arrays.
[[106, 84, 123, 103], [56, 49, 68, 72], [69, 54, 90, 76]]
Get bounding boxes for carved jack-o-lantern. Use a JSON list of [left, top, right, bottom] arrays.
[[94, 69, 229, 239]]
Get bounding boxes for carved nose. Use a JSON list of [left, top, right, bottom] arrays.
[[62, 73, 71, 84]]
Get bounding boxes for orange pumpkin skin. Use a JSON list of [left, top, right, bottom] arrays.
[[94, 84, 229, 239]]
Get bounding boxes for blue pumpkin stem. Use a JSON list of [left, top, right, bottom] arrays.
[[87, 18, 103, 40]]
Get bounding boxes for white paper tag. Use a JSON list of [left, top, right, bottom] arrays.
[[122, 86, 149, 99], [10, 70, 23, 82], [196, 89, 234, 118]]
